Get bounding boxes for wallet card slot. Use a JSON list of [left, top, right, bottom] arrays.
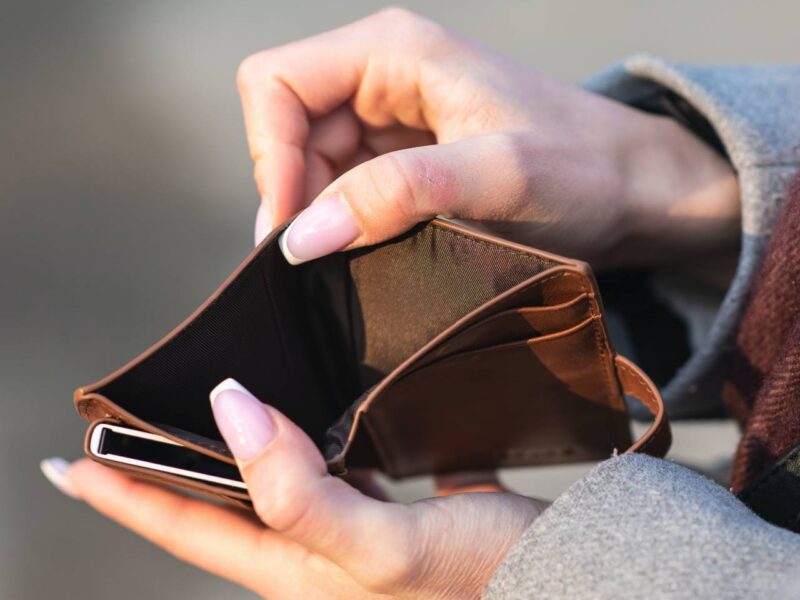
[[345, 315, 631, 476], [414, 293, 591, 367], [323, 268, 595, 468], [341, 221, 568, 390]]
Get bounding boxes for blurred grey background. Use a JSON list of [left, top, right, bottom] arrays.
[[2, 1, 797, 598]]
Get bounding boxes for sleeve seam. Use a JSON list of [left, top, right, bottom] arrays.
[[738, 161, 800, 170]]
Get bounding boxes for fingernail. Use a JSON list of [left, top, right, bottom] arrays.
[[279, 192, 359, 265], [210, 378, 276, 461], [254, 198, 272, 246], [40, 457, 81, 499]]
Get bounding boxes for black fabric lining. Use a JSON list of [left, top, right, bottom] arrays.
[[96, 221, 559, 450]]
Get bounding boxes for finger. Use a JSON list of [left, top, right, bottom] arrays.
[[278, 132, 532, 265], [303, 106, 363, 204], [338, 145, 376, 177], [304, 114, 435, 205], [435, 471, 507, 496], [362, 124, 436, 157], [240, 27, 361, 241], [239, 9, 448, 235], [65, 458, 279, 587], [209, 379, 414, 580]]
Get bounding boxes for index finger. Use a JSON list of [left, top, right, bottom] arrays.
[[237, 25, 365, 225], [237, 8, 445, 226], [66, 459, 277, 588]]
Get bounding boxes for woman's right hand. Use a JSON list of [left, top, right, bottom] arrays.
[[238, 7, 739, 267]]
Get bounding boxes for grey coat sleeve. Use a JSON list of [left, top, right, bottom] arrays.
[[586, 57, 800, 419], [483, 455, 800, 600], [484, 60, 800, 599]]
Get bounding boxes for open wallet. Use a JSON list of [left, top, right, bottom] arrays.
[[74, 217, 671, 506]]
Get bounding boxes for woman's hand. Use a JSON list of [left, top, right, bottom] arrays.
[[239, 8, 739, 267], [57, 379, 547, 599]]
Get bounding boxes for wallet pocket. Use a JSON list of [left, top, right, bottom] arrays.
[[354, 315, 632, 476], [416, 293, 591, 366]]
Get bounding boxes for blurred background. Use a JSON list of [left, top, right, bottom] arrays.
[[2, 1, 798, 598]]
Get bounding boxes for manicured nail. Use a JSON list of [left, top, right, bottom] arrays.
[[279, 192, 359, 265], [210, 378, 276, 461], [40, 457, 81, 499], [254, 198, 272, 246]]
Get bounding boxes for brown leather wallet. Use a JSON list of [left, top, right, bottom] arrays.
[[75, 218, 670, 505]]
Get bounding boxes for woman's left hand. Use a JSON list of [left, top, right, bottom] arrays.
[[61, 379, 547, 599]]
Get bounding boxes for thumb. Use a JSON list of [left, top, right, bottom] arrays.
[[209, 378, 415, 582], [279, 134, 527, 265]]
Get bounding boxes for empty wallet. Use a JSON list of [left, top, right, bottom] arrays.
[[74, 217, 671, 505]]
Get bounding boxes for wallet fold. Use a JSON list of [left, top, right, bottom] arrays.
[[75, 218, 671, 504]]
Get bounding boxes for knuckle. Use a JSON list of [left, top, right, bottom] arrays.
[[251, 480, 316, 537], [481, 131, 532, 172], [236, 49, 282, 94], [495, 130, 530, 154], [370, 6, 444, 42], [236, 53, 262, 93], [396, 151, 458, 217], [373, 6, 422, 25], [366, 153, 420, 226], [493, 131, 537, 176], [366, 150, 456, 228]]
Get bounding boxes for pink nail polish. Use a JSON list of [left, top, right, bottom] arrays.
[[40, 457, 81, 499], [254, 199, 272, 246], [279, 193, 359, 265], [210, 378, 276, 461]]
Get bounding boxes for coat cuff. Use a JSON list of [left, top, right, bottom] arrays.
[[585, 56, 800, 418], [483, 454, 800, 599]]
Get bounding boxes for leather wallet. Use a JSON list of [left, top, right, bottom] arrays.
[[75, 218, 670, 505]]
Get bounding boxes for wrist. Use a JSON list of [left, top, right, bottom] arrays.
[[611, 113, 740, 267]]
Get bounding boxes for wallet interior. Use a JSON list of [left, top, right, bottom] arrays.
[[86, 221, 586, 458]]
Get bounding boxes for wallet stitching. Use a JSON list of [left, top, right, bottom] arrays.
[[590, 315, 617, 404], [584, 289, 623, 409], [364, 269, 586, 406], [481, 270, 588, 313], [368, 317, 602, 469], [433, 223, 557, 264], [361, 269, 593, 471], [586, 313, 632, 449], [422, 296, 593, 366], [620, 362, 663, 454]]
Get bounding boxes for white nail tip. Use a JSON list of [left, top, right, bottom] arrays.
[[40, 457, 80, 499], [254, 204, 272, 247], [278, 221, 307, 266], [209, 378, 255, 405]]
